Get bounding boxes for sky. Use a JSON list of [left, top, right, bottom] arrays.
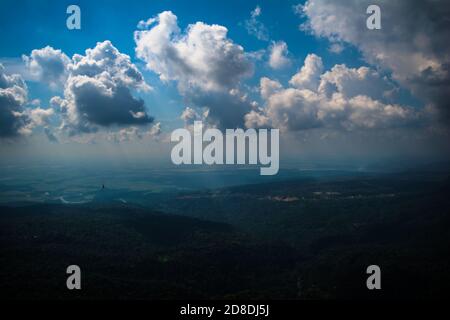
[[0, 0, 449, 169]]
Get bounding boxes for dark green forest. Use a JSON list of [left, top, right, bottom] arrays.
[[1, 172, 450, 299]]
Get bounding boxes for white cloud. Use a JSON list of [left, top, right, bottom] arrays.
[[135, 11, 252, 92], [108, 121, 161, 143], [252, 6, 262, 18], [0, 64, 57, 139], [27, 107, 54, 127], [318, 64, 394, 100], [180, 107, 202, 126], [298, 0, 450, 121], [109, 126, 141, 142], [52, 40, 154, 135], [289, 53, 323, 90], [23, 46, 70, 87], [269, 41, 291, 70], [247, 55, 421, 132], [260, 77, 282, 100], [0, 64, 29, 137], [244, 6, 269, 41], [147, 121, 161, 137], [328, 43, 344, 54], [135, 11, 255, 128], [244, 109, 270, 129], [20, 107, 55, 136]]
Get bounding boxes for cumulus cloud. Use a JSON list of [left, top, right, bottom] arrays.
[[289, 53, 323, 90], [135, 11, 255, 128], [247, 55, 421, 131], [53, 40, 153, 135], [244, 5, 269, 41], [0, 64, 29, 137], [5, 41, 155, 140], [27, 107, 54, 127], [0, 64, 57, 139], [108, 122, 161, 143], [244, 109, 270, 129], [23, 46, 70, 87], [20, 107, 55, 136], [318, 64, 395, 100], [260, 77, 283, 100], [135, 11, 252, 92], [147, 121, 161, 137], [298, 0, 450, 121], [269, 41, 291, 70], [180, 106, 203, 127]]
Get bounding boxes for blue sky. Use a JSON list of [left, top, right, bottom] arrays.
[[2, 0, 319, 57], [0, 0, 449, 167], [0, 0, 365, 124]]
